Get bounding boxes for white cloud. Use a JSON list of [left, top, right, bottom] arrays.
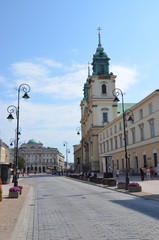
[[11, 59, 88, 100], [111, 64, 138, 92]]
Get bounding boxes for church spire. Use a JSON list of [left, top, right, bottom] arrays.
[[97, 26, 102, 47], [92, 28, 110, 76], [88, 61, 90, 77]]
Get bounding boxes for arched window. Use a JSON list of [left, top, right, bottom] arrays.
[[102, 84, 107, 94]]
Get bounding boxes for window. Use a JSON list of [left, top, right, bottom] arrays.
[[139, 124, 144, 141], [139, 109, 143, 120], [103, 112, 108, 123], [100, 143, 102, 154], [122, 158, 124, 169], [117, 159, 119, 170], [143, 154, 147, 167], [106, 140, 109, 152], [103, 142, 106, 153], [131, 128, 136, 144], [114, 137, 118, 149], [110, 139, 113, 151], [102, 84, 107, 94], [149, 102, 153, 114], [119, 122, 122, 131], [149, 119, 155, 137], [114, 125, 117, 133], [119, 134, 123, 148], [154, 153, 158, 167]]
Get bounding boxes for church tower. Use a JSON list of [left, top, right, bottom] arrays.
[[80, 28, 117, 172]]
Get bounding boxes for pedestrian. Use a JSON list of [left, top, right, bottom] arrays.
[[116, 169, 119, 179], [146, 166, 150, 180], [150, 166, 154, 179], [140, 167, 144, 181]]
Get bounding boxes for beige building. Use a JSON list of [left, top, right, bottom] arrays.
[[0, 139, 10, 184], [0, 139, 10, 164], [10, 139, 64, 173], [98, 89, 159, 176], [75, 30, 117, 172]]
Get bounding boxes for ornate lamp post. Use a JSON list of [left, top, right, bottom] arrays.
[[63, 141, 70, 171], [76, 127, 88, 172], [7, 84, 30, 186], [112, 88, 133, 190]]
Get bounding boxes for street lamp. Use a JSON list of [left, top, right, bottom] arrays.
[[76, 127, 88, 172], [112, 88, 133, 190], [63, 141, 70, 170], [7, 83, 30, 186]]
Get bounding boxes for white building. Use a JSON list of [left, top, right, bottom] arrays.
[[10, 139, 64, 173]]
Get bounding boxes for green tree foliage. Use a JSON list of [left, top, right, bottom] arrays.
[[18, 156, 26, 170], [13, 156, 26, 170]]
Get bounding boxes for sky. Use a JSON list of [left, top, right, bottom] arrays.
[[0, 0, 159, 162]]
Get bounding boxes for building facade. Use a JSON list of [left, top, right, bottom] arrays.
[[76, 30, 117, 172], [98, 90, 159, 175], [0, 139, 10, 184], [10, 139, 64, 173]]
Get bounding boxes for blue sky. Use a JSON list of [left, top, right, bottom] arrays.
[[0, 0, 159, 162]]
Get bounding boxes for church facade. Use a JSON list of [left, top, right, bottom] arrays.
[[75, 29, 117, 172], [74, 30, 159, 176]]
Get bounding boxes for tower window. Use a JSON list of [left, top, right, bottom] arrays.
[[103, 112, 108, 123], [102, 84, 107, 94]]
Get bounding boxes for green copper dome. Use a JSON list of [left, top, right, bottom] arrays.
[[92, 29, 110, 76], [28, 139, 38, 144]]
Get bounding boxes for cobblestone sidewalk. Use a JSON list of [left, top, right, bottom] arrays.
[[0, 181, 31, 240]]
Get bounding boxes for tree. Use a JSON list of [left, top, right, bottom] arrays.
[[13, 156, 26, 170], [18, 156, 26, 170]]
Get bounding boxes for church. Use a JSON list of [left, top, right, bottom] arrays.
[[74, 29, 159, 176]]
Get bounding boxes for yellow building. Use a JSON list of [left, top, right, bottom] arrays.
[[98, 90, 159, 176], [0, 139, 10, 184]]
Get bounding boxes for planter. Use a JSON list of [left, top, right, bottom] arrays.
[[117, 183, 126, 189], [128, 185, 142, 192], [90, 177, 97, 183], [107, 180, 116, 187], [96, 178, 103, 184], [103, 178, 116, 186], [9, 191, 19, 198]]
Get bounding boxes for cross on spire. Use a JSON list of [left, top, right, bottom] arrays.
[[97, 26, 102, 35], [97, 26, 102, 46]]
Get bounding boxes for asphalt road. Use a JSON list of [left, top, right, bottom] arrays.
[[12, 174, 159, 240]]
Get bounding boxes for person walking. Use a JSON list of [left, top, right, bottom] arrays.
[[140, 167, 144, 181], [146, 166, 150, 180], [116, 169, 119, 179]]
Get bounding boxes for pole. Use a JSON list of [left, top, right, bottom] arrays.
[[121, 92, 129, 190]]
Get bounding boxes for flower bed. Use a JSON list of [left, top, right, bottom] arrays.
[[128, 182, 142, 192], [117, 181, 126, 189], [9, 186, 23, 198]]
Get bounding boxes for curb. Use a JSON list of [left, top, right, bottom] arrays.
[[65, 176, 159, 203]]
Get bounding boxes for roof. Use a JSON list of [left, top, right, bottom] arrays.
[[117, 103, 136, 116], [27, 139, 38, 144]]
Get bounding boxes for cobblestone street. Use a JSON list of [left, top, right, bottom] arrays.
[[1, 174, 158, 240]]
